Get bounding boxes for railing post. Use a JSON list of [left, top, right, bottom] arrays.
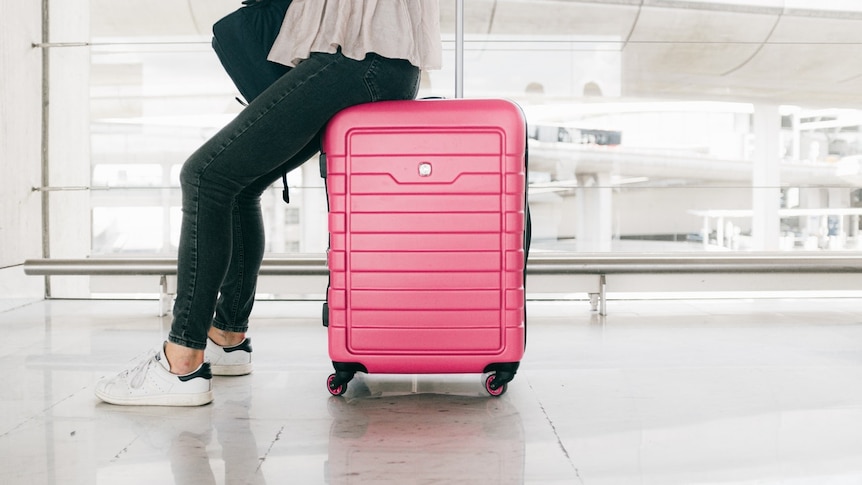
[[455, 0, 464, 98]]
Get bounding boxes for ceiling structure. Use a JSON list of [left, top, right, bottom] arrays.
[[89, 0, 862, 109], [85, 0, 862, 187], [445, 0, 862, 108]]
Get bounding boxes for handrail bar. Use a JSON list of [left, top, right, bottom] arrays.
[[23, 253, 862, 276], [23, 253, 862, 316], [526, 253, 862, 274], [22, 257, 327, 276]]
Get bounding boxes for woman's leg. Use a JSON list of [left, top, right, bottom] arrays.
[[203, 139, 321, 376], [167, 51, 420, 372], [209, 137, 322, 347], [96, 51, 419, 405]]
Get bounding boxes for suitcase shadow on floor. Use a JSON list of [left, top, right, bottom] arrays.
[[324, 375, 526, 484]]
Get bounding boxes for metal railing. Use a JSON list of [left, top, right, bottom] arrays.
[[23, 253, 862, 315]]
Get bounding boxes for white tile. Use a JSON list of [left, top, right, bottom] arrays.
[[1, 298, 862, 484]]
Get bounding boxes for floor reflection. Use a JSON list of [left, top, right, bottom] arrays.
[[97, 378, 266, 485], [324, 376, 525, 484], [7, 299, 862, 484]]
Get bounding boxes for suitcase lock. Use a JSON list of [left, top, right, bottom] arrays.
[[418, 162, 432, 177]]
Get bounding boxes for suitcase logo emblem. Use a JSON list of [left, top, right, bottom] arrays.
[[418, 162, 432, 177]]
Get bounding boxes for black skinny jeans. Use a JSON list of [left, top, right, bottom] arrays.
[[169, 50, 420, 350]]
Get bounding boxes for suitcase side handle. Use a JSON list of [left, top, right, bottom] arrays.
[[319, 152, 327, 179]]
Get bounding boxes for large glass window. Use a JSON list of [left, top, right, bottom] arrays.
[[58, 1, 862, 260]]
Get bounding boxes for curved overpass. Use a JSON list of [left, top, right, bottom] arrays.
[[90, 0, 862, 107]]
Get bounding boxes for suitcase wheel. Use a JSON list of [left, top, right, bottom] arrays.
[[484, 373, 508, 397], [327, 373, 348, 396]]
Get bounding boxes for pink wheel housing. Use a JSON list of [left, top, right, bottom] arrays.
[[327, 373, 347, 396], [484, 374, 507, 397]]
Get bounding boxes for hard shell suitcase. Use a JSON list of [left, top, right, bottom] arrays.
[[320, 98, 528, 396]]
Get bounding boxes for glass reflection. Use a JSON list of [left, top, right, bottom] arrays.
[[74, 1, 862, 258], [325, 377, 525, 484]]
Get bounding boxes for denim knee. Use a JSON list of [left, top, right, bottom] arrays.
[[179, 155, 203, 192]]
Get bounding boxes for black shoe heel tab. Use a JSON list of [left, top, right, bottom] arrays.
[[179, 362, 213, 382], [224, 338, 253, 353]]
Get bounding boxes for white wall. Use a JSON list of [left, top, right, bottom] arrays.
[[0, 0, 45, 303], [44, 0, 92, 298], [0, 0, 91, 303]]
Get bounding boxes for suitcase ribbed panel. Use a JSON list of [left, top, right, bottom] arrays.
[[325, 99, 525, 365]]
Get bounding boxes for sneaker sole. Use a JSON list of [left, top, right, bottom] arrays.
[[210, 363, 253, 376], [95, 389, 214, 407]]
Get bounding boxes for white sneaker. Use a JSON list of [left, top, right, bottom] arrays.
[[205, 337, 253, 376], [95, 347, 213, 406]]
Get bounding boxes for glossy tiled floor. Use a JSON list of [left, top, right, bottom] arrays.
[[2, 297, 862, 484]]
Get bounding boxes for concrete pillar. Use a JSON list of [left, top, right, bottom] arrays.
[[751, 104, 781, 251], [575, 172, 613, 252], [44, 0, 92, 297], [0, 0, 45, 301]]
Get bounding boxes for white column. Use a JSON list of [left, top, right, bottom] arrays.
[[751, 104, 781, 251], [575, 172, 613, 252], [0, 0, 45, 300], [45, 0, 92, 297]]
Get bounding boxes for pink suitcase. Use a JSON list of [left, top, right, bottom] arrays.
[[320, 98, 528, 396]]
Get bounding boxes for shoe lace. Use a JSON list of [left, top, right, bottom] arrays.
[[121, 350, 158, 389]]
